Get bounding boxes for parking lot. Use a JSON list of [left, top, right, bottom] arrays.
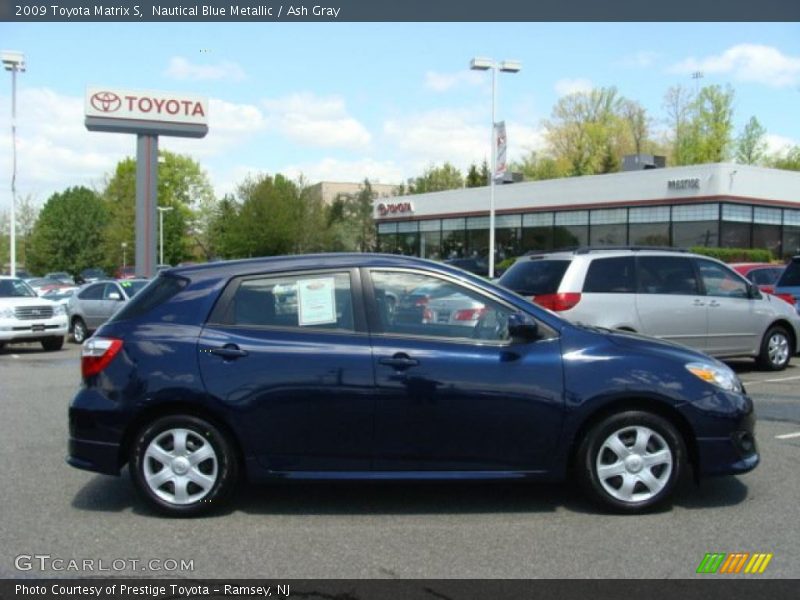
[[1, 343, 798, 579]]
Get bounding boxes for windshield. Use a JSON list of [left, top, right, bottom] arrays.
[[0, 279, 37, 298], [119, 279, 149, 298]]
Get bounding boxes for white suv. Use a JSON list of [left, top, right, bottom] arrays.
[[0, 277, 68, 351], [498, 248, 800, 371]]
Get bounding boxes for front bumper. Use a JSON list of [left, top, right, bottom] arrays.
[[696, 409, 759, 476], [0, 315, 68, 341]]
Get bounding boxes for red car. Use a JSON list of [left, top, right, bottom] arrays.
[[114, 266, 136, 280], [730, 262, 793, 305]]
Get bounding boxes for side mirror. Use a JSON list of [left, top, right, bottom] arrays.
[[748, 283, 762, 300], [108, 292, 122, 301], [508, 312, 539, 342]]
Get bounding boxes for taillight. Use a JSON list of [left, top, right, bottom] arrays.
[[454, 307, 487, 321], [775, 293, 796, 306], [81, 337, 123, 378], [533, 292, 582, 312], [415, 296, 430, 307]]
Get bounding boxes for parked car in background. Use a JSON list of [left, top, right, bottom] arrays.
[[115, 266, 136, 280], [41, 286, 78, 310], [498, 247, 800, 370], [444, 257, 489, 277], [730, 263, 792, 302], [774, 256, 800, 315], [67, 279, 149, 343], [25, 277, 65, 296], [79, 268, 107, 284], [68, 254, 758, 516], [0, 276, 67, 351], [44, 272, 76, 285]]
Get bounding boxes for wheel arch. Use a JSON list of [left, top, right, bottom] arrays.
[[766, 319, 796, 351], [567, 395, 699, 480], [119, 401, 247, 478]]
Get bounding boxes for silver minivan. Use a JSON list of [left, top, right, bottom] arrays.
[[498, 248, 800, 370], [67, 279, 149, 343]]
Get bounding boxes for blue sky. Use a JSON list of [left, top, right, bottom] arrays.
[[0, 22, 799, 213]]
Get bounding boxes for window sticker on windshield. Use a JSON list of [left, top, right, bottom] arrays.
[[297, 278, 337, 326]]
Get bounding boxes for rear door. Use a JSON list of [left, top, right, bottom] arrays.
[[634, 255, 708, 350], [197, 269, 375, 472], [76, 283, 106, 329]]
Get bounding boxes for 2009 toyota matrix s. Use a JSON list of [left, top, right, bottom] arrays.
[[67, 254, 758, 516]]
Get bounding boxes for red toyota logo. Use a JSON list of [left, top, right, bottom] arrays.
[[90, 91, 121, 113]]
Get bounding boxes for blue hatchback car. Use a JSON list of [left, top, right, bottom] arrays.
[[68, 254, 758, 516]]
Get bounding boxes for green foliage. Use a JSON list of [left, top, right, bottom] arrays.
[[689, 246, 773, 264], [26, 186, 108, 276], [326, 180, 378, 252], [736, 116, 767, 165], [667, 85, 735, 166], [767, 146, 800, 172], [466, 163, 484, 188], [512, 151, 566, 181], [496, 256, 517, 272], [409, 163, 464, 193]]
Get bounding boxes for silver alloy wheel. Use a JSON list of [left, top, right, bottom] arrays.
[[73, 320, 87, 343], [768, 332, 790, 367], [596, 425, 673, 504], [143, 428, 218, 505]]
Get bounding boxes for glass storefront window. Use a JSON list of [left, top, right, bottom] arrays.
[[629, 206, 670, 223], [553, 225, 587, 248], [720, 222, 751, 248], [672, 221, 719, 248], [782, 227, 800, 259], [754, 224, 781, 258], [590, 224, 627, 246], [672, 203, 719, 222], [629, 223, 670, 246]]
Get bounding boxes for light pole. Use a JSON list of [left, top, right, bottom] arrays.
[[470, 57, 521, 278], [2, 50, 25, 277], [157, 206, 174, 265], [121, 242, 128, 269]]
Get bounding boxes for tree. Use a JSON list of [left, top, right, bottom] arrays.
[[687, 85, 735, 164], [768, 146, 800, 171], [663, 84, 695, 166], [621, 100, 651, 156], [512, 150, 566, 181], [409, 163, 464, 193], [544, 87, 627, 176], [26, 187, 108, 276], [326, 180, 377, 252], [736, 116, 767, 165], [466, 163, 483, 188], [100, 150, 216, 271]]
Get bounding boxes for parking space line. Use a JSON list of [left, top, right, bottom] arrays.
[[775, 431, 800, 440], [742, 375, 800, 385]]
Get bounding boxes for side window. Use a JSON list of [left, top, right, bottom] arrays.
[[103, 283, 122, 300], [637, 256, 700, 295], [583, 257, 636, 293], [78, 284, 105, 300], [696, 260, 749, 299], [370, 270, 513, 342], [226, 272, 354, 331]]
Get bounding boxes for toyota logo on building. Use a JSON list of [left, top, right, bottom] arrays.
[[90, 91, 122, 113]]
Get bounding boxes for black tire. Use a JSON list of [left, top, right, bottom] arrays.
[[130, 415, 239, 517], [757, 325, 792, 371], [71, 318, 88, 344], [41, 336, 64, 351], [576, 411, 685, 513]]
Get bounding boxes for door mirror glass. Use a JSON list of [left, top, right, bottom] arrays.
[[507, 312, 539, 342]]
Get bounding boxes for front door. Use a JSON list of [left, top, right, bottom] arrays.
[[198, 269, 375, 472], [365, 269, 565, 472]]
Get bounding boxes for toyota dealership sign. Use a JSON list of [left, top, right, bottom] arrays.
[[85, 86, 209, 138]]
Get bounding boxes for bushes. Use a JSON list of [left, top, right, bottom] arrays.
[[688, 247, 774, 263]]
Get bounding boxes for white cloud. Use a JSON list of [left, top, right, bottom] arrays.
[[424, 70, 485, 93], [618, 51, 661, 69], [669, 44, 800, 88], [261, 93, 371, 150], [554, 78, 594, 96], [281, 158, 404, 186], [164, 56, 246, 82], [764, 133, 798, 156]]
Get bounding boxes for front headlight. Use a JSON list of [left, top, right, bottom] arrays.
[[53, 304, 66, 316], [686, 362, 742, 393]]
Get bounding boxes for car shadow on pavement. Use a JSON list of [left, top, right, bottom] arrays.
[[71, 472, 750, 518]]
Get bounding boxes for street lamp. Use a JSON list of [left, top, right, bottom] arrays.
[[156, 206, 174, 266], [121, 242, 128, 269], [470, 57, 521, 278], [2, 50, 25, 277]]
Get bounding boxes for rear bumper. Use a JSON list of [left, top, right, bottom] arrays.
[[67, 437, 121, 476]]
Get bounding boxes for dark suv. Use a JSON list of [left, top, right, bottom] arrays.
[[68, 254, 758, 516]]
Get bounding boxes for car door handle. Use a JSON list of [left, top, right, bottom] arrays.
[[708, 301, 720, 307], [693, 299, 705, 306], [208, 345, 248, 360], [379, 354, 419, 370]]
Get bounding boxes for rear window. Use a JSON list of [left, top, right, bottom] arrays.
[[583, 257, 636, 293], [777, 261, 800, 287], [109, 275, 187, 323], [498, 259, 570, 295]]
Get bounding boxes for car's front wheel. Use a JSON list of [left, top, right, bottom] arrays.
[[41, 336, 64, 351], [130, 415, 238, 516], [757, 326, 792, 371], [576, 411, 685, 513], [71, 318, 88, 344]]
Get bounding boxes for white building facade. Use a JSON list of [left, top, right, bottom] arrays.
[[374, 163, 800, 261]]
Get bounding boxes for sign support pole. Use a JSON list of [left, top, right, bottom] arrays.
[[135, 134, 158, 278]]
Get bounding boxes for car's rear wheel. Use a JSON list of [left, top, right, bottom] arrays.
[[71, 318, 88, 344], [41, 336, 64, 351], [576, 411, 685, 513], [757, 326, 792, 371], [130, 415, 238, 516]]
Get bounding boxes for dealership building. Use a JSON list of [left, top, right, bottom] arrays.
[[373, 162, 800, 261]]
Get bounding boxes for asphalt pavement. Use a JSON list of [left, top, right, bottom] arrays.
[[1, 344, 798, 579]]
